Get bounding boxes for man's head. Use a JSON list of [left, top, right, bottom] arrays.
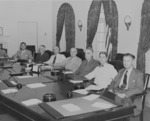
[[70, 48, 77, 57], [123, 53, 135, 70], [85, 47, 93, 61], [39, 45, 46, 54], [53, 46, 60, 55], [99, 51, 108, 65], [20, 42, 26, 50]]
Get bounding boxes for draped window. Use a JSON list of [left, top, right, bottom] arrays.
[[56, 3, 75, 52], [87, 0, 118, 60], [137, 0, 150, 73]]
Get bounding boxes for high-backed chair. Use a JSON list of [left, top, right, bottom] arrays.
[[26, 45, 36, 56], [131, 73, 150, 121]]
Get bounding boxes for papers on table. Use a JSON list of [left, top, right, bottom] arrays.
[[17, 75, 35, 79], [73, 89, 88, 95], [82, 94, 100, 101], [85, 85, 102, 91], [69, 80, 83, 84], [63, 71, 73, 74], [26, 83, 46, 88], [1, 88, 18, 94], [61, 103, 81, 112], [22, 99, 42, 106], [10, 80, 17, 85], [92, 102, 115, 109]]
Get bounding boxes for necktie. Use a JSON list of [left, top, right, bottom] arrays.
[[120, 71, 128, 89], [52, 56, 56, 64]]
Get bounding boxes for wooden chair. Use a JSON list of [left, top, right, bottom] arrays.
[[132, 73, 150, 121]]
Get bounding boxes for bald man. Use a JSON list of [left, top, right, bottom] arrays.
[[54, 48, 82, 72]]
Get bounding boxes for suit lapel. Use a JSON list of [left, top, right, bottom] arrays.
[[128, 68, 135, 88]]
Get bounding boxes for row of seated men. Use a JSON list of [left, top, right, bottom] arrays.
[[0, 42, 144, 119]]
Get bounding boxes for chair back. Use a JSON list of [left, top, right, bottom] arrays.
[[26, 45, 36, 56]]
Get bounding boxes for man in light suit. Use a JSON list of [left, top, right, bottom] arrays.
[[109, 53, 144, 116], [13, 42, 32, 62]]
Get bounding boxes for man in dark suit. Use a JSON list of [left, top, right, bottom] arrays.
[[109, 53, 144, 116]]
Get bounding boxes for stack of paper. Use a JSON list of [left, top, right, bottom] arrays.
[[22, 99, 42, 106], [82, 94, 100, 101], [69, 80, 83, 84], [1, 88, 18, 94], [61, 103, 81, 112], [26, 83, 46, 88], [85, 85, 102, 90], [92, 102, 115, 109], [73, 89, 88, 95]]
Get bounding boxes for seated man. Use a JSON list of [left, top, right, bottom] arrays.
[[74, 47, 99, 76], [109, 53, 144, 116], [13, 42, 33, 62], [54, 48, 82, 72], [34, 45, 50, 63], [0, 45, 8, 58], [46, 46, 66, 65], [85, 51, 117, 89]]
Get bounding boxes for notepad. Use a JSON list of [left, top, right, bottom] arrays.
[[61, 103, 81, 112], [92, 102, 115, 109], [22, 99, 42, 106], [1, 88, 18, 94], [26, 83, 46, 88], [69, 80, 83, 84], [73, 89, 88, 95], [82, 94, 100, 101], [85, 85, 102, 90]]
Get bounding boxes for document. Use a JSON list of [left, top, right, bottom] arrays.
[[82, 94, 100, 101], [61, 103, 81, 112], [73, 89, 88, 95], [22, 99, 42, 106], [85, 85, 102, 90], [10, 80, 17, 85], [26, 83, 46, 88], [17, 75, 35, 79], [63, 71, 73, 74], [69, 80, 83, 84], [1, 88, 18, 94], [92, 102, 115, 109]]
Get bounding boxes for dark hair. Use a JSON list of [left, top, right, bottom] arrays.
[[86, 47, 93, 53], [124, 53, 135, 60], [99, 51, 108, 57], [20, 42, 26, 46]]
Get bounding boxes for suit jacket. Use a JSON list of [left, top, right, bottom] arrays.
[[13, 49, 33, 60], [110, 68, 144, 116], [74, 58, 99, 76], [34, 52, 50, 63], [47, 54, 66, 64]]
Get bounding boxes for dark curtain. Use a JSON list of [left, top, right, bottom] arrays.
[[103, 0, 118, 60], [56, 3, 75, 52], [86, 0, 118, 60], [86, 0, 101, 47], [137, 0, 150, 73]]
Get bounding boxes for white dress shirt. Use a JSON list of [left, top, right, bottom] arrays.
[[85, 63, 118, 89], [119, 67, 133, 89], [45, 53, 66, 64]]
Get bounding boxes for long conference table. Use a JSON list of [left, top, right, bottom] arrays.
[[0, 61, 136, 121]]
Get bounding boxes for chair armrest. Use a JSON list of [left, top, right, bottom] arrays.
[[130, 91, 147, 101]]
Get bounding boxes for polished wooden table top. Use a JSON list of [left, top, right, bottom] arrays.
[[0, 62, 135, 121]]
